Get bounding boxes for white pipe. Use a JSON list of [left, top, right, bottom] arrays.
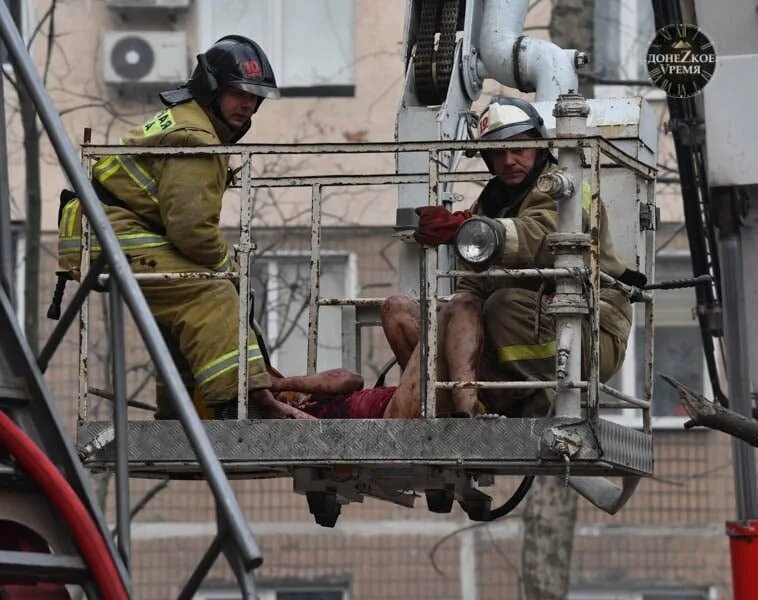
[[514, 38, 579, 101], [568, 477, 640, 515], [475, 0, 579, 100]]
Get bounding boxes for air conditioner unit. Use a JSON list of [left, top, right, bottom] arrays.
[[106, 0, 190, 8], [103, 31, 187, 85]]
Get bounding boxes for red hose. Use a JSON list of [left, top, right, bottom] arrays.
[[0, 410, 129, 600]]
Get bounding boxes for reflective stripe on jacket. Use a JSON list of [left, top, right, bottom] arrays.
[[457, 166, 632, 342], [59, 100, 233, 274], [57, 199, 171, 261]]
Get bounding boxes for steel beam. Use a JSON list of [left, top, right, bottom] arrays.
[[0, 550, 88, 584]]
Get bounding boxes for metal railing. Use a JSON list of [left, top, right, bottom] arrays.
[[77, 135, 655, 434]]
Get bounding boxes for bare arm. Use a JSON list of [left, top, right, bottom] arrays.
[[254, 389, 316, 419], [270, 368, 364, 395]]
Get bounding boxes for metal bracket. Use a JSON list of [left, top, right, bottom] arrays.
[[568, 476, 641, 515], [542, 425, 583, 459], [665, 118, 705, 146], [537, 171, 576, 201], [639, 203, 659, 231]]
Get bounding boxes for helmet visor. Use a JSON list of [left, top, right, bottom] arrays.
[[478, 102, 546, 141], [480, 122, 537, 141], [228, 80, 282, 99]]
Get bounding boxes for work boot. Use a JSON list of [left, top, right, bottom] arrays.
[[213, 400, 238, 420]]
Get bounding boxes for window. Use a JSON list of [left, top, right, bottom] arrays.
[[2, 0, 33, 64], [198, 0, 355, 96], [593, 0, 660, 98], [602, 252, 709, 429], [196, 582, 349, 600], [251, 252, 356, 374], [634, 324, 702, 418], [569, 586, 713, 600]]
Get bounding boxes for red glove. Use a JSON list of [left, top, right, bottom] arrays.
[[414, 206, 473, 246]]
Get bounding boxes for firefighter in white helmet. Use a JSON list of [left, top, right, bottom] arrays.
[[385, 96, 644, 418]]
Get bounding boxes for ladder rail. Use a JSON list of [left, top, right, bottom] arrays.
[[0, 0, 262, 583]]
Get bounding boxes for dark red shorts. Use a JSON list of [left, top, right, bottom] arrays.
[[299, 386, 396, 419]]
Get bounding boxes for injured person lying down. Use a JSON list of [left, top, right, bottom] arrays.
[[257, 294, 487, 420], [179, 293, 480, 420]]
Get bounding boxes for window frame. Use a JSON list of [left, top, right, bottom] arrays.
[[603, 250, 710, 431], [568, 584, 716, 600], [593, 0, 666, 102], [2, 0, 34, 67], [251, 250, 357, 370], [195, 579, 351, 600]]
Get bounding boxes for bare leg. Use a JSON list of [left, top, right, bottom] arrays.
[[381, 294, 425, 417], [383, 343, 421, 418], [269, 368, 363, 395], [441, 293, 484, 415], [382, 293, 483, 417], [380, 295, 420, 369]]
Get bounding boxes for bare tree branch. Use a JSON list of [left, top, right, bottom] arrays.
[[660, 374, 758, 446], [42, 0, 57, 85], [26, 2, 56, 48]]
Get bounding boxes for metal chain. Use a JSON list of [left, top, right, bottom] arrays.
[[436, 0, 461, 99], [412, 0, 462, 105], [413, 0, 440, 105]]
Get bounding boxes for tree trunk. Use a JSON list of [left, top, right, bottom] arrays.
[[518, 1, 595, 597], [9, 0, 42, 352], [521, 476, 578, 600]]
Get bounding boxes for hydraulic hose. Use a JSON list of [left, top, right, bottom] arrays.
[[0, 410, 129, 600], [483, 475, 535, 521]]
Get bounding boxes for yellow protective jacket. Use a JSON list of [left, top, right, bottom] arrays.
[[59, 100, 233, 273], [457, 166, 632, 341], [57, 100, 271, 407]]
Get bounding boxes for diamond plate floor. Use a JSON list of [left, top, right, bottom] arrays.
[[77, 417, 653, 479]]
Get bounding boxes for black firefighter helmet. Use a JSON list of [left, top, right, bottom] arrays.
[[160, 35, 280, 113]]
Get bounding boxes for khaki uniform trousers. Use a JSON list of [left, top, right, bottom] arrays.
[[124, 245, 270, 419], [478, 287, 628, 417]]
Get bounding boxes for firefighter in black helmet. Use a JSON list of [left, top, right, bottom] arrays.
[[161, 34, 281, 139], [58, 36, 281, 419]]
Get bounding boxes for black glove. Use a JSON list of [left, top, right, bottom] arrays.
[[618, 269, 648, 288]]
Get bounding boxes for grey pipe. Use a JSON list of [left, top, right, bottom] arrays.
[[719, 233, 758, 520], [568, 476, 640, 515], [471, 0, 579, 100], [0, 1, 262, 568], [110, 284, 131, 571], [0, 40, 12, 304]]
